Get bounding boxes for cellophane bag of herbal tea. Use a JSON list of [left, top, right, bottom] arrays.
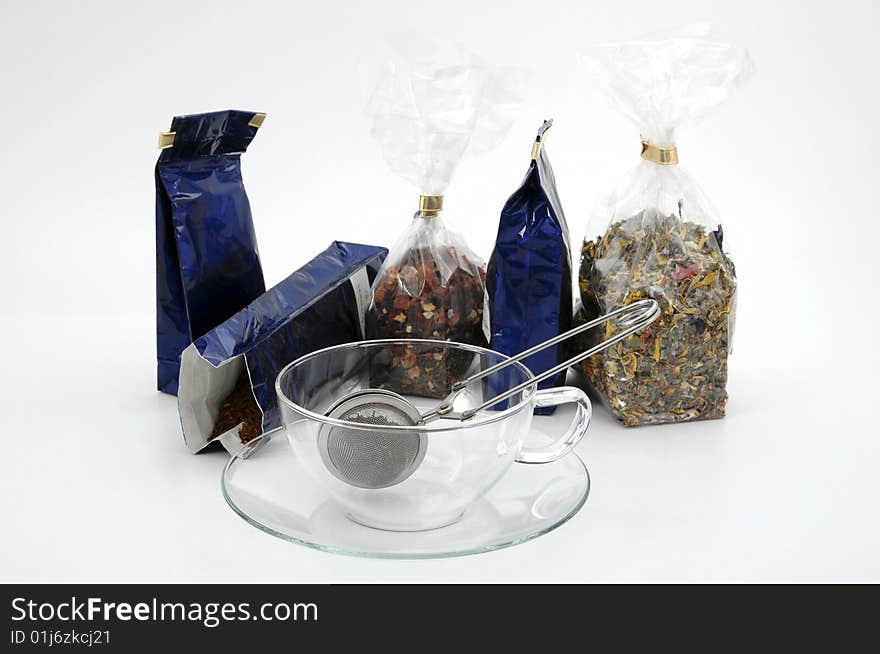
[[363, 39, 522, 398], [575, 26, 753, 426]]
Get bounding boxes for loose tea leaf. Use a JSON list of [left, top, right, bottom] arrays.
[[210, 370, 263, 444], [366, 245, 487, 398], [576, 210, 736, 426]]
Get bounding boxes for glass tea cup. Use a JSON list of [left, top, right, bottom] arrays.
[[275, 339, 591, 532]]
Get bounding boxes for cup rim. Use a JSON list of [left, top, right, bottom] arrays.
[[275, 339, 538, 433]]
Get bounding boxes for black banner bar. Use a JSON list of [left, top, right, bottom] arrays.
[[3, 584, 875, 650]]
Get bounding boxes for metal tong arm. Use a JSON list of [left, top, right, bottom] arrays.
[[455, 298, 660, 420]]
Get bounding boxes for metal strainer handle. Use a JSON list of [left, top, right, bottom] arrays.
[[456, 298, 660, 420]]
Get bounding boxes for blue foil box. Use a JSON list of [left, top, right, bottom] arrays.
[[486, 121, 573, 414], [155, 110, 267, 395], [177, 241, 387, 454]]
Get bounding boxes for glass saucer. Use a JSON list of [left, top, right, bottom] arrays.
[[221, 435, 590, 559]]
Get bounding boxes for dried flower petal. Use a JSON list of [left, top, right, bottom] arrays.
[[671, 263, 699, 280]]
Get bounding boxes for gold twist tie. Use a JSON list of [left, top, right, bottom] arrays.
[[641, 141, 678, 165], [531, 141, 542, 160], [248, 112, 267, 128], [531, 119, 554, 160], [157, 132, 176, 150], [418, 195, 443, 217]]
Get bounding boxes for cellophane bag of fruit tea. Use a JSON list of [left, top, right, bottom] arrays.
[[575, 26, 753, 426], [363, 39, 522, 398]]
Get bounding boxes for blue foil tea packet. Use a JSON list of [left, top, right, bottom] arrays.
[[486, 120, 573, 414], [177, 241, 387, 454], [155, 110, 267, 395]]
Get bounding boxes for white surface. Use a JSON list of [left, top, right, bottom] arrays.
[[1, 0, 878, 582]]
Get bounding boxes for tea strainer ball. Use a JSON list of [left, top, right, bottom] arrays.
[[318, 390, 427, 490]]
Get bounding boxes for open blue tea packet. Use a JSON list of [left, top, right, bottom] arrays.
[[486, 120, 573, 414], [155, 110, 267, 395], [177, 241, 387, 454]]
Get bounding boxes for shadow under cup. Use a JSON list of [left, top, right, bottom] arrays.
[[275, 340, 536, 531]]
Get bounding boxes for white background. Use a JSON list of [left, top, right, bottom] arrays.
[[1, 0, 878, 582]]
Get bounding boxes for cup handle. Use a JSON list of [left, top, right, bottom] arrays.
[[515, 387, 592, 464]]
